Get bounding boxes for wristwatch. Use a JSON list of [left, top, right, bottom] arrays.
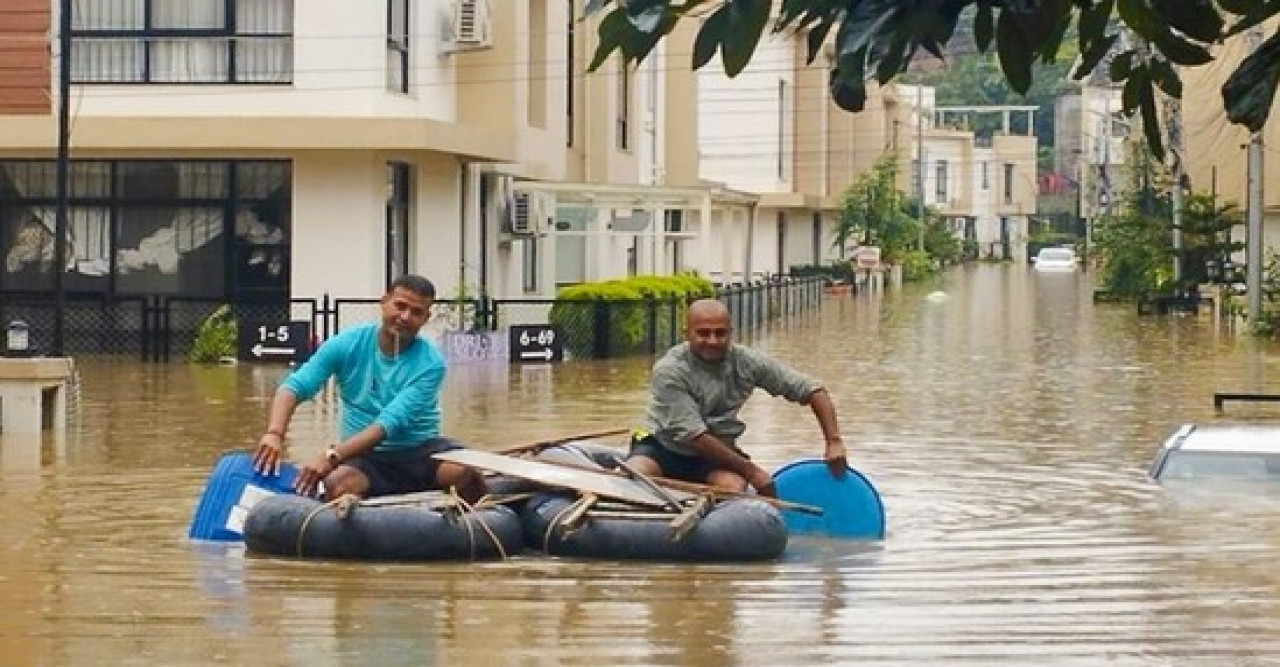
[[326, 446, 342, 467]]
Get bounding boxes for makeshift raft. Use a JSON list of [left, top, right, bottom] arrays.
[[243, 492, 523, 561], [440, 441, 792, 561]]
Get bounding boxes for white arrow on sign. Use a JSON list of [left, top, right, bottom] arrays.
[[252, 343, 295, 358], [519, 348, 554, 361]]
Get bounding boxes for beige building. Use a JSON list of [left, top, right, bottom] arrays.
[[1181, 28, 1280, 252], [894, 85, 1039, 260], [0, 0, 754, 346]]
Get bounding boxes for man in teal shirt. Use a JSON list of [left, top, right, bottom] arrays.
[[627, 298, 848, 496], [251, 275, 487, 503]]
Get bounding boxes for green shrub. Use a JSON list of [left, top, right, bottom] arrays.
[[188, 304, 237, 364], [898, 250, 937, 282], [549, 274, 714, 358]]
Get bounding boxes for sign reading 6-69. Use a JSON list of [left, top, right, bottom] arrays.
[[509, 325, 563, 364]]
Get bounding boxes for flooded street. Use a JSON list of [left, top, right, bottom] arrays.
[[3, 263, 1280, 665]]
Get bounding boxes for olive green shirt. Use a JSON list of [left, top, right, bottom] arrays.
[[639, 343, 822, 456]]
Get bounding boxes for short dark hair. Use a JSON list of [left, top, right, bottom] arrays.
[[389, 274, 436, 300]]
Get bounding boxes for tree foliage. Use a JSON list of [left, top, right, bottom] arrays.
[[834, 153, 918, 262], [586, 0, 1280, 161]]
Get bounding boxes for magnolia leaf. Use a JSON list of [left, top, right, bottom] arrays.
[[721, 0, 772, 76], [1223, 30, 1280, 132], [996, 9, 1034, 94], [1074, 33, 1117, 80], [974, 1, 995, 51], [830, 68, 868, 112], [1152, 0, 1223, 43], [692, 7, 730, 69]]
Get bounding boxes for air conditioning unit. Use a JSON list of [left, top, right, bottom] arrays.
[[509, 191, 548, 236], [448, 0, 492, 51]]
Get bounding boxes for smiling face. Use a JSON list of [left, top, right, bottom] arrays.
[[685, 299, 731, 363], [379, 285, 432, 347]]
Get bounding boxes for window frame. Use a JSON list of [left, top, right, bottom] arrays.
[[69, 0, 295, 85]]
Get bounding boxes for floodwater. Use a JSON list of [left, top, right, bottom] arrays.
[[3, 263, 1280, 666]]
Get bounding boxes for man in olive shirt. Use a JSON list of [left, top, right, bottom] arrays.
[[626, 299, 848, 496]]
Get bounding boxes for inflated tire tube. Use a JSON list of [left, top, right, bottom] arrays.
[[244, 494, 524, 561], [522, 493, 788, 561]]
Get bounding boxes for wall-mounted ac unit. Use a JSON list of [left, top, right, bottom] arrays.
[[509, 191, 549, 236], [446, 0, 492, 53]]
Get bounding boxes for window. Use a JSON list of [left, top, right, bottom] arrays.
[[616, 58, 630, 150], [981, 161, 989, 190], [527, 0, 547, 127], [1003, 163, 1015, 204], [565, 0, 575, 147], [71, 0, 293, 84], [522, 238, 539, 292], [386, 162, 411, 288], [811, 212, 822, 263], [387, 0, 409, 93], [0, 159, 290, 298], [935, 160, 948, 202], [911, 159, 921, 200]]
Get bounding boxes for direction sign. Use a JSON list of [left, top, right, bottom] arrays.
[[508, 324, 563, 364], [238, 320, 313, 364]]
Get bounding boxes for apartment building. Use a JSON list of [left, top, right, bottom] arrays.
[[1181, 28, 1280, 250], [476, 5, 752, 298], [889, 85, 1039, 261], [1054, 85, 1127, 220], [697, 32, 850, 281], [0, 0, 533, 313]]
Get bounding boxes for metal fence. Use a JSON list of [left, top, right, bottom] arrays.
[[0, 276, 824, 362]]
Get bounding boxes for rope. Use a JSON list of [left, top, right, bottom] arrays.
[[295, 496, 346, 558], [448, 486, 510, 561], [541, 497, 581, 555]]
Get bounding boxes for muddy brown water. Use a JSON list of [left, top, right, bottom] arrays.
[[2, 264, 1279, 665]]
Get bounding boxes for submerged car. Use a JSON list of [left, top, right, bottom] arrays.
[[1149, 423, 1280, 481], [1032, 246, 1079, 271]]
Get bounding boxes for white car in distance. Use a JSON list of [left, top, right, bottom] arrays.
[[1032, 246, 1079, 271]]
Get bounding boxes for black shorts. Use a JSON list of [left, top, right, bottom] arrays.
[[344, 437, 464, 497], [627, 434, 749, 484]]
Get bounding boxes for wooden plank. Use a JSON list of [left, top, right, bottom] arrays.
[[494, 427, 631, 457], [433, 449, 697, 509]]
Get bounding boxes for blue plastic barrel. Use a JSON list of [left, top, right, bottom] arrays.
[[188, 452, 299, 541], [772, 459, 886, 540]]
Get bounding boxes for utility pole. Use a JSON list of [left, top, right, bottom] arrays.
[[915, 83, 926, 251], [1169, 98, 1183, 284], [53, 0, 72, 355], [1246, 27, 1266, 322]]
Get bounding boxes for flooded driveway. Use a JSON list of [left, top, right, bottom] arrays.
[[2, 264, 1279, 665]]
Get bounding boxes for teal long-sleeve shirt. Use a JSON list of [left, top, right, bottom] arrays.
[[281, 322, 445, 450]]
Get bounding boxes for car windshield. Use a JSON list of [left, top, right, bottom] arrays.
[[1155, 450, 1280, 480], [1038, 249, 1075, 261]]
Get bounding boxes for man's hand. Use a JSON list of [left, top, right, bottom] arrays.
[[293, 454, 333, 498], [824, 437, 848, 479], [252, 432, 284, 475], [748, 467, 778, 498]]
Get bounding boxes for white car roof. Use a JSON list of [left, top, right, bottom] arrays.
[[1162, 423, 1280, 454]]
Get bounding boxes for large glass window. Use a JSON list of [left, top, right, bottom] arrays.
[[70, 0, 294, 83], [0, 160, 290, 299]]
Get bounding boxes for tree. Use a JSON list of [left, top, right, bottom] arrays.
[[587, 1, 1280, 160], [834, 153, 918, 263]]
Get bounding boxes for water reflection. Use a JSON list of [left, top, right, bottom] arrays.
[[3, 264, 1280, 664]]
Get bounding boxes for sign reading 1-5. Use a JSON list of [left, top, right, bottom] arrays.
[[509, 324, 563, 364], [238, 320, 313, 364]]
